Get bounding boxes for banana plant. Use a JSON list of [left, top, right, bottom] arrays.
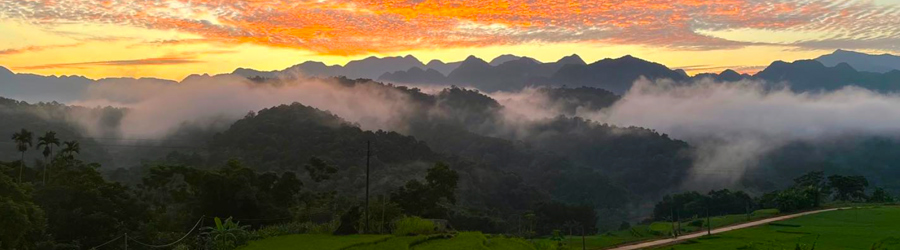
[[202, 217, 250, 250]]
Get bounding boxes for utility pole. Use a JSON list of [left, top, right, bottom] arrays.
[[746, 200, 751, 220], [671, 205, 677, 238], [706, 198, 711, 236], [675, 208, 680, 235], [581, 225, 586, 250], [365, 140, 371, 234]]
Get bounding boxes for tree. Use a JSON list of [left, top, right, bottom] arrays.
[[334, 206, 362, 235], [868, 187, 894, 203], [793, 171, 831, 207], [60, 140, 80, 160], [828, 175, 869, 201], [11, 129, 33, 183], [0, 169, 45, 249], [534, 201, 598, 236], [34, 158, 147, 247], [37, 131, 60, 184], [392, 162, 459, 218], [305, 157, 337, 183]]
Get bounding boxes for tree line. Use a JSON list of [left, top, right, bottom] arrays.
[[653, 171, 894, 222], [2, 127, 599, 250]]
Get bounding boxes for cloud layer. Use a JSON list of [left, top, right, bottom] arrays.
[[2, 0, 899, 55], [585, 79, 900, 188]]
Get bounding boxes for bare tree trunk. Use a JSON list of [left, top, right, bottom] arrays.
[[47, 146, 52, 183], [381, 195, 387, 234], [42, 156, 47, 185], [18, 151, 24, 183]]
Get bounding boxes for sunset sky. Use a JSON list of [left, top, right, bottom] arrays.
[[1, 0, 899, 80]]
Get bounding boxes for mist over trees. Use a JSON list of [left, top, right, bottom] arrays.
[[2, 50, 900, 248]]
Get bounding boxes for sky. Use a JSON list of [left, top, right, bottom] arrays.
[[1, 0, 899, 80]]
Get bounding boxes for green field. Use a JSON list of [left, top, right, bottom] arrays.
[[540, 209, 782, 250], [239, 232, 542, 250], [238, 234, 391, 250], [237, 209, 787, 250], [653, 207, 900, 250]]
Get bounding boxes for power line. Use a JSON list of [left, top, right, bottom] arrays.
[[88, 234, 123, 250], [129, 216, 205, 248], [0, 141, 207, 149]]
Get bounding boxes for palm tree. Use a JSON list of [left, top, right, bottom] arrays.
[[61, 140, 80, 160], [11, 129, 33, 183], [37, 131, 60, 184]]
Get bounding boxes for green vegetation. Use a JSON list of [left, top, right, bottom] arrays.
[[347, 235, 445, 250], [485, 236, 537, 250], [393, 216, 437, 236], [238, 234, 391, 250], [2, 85, 900, 250], [654, 207, 900, 250], [413, 232, 491, 250]]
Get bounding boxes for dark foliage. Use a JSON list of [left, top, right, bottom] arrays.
[[392, 162, 459, 219], [533, 201, 598, 236], [334, 206, 362, 235]]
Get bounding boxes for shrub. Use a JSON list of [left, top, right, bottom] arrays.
[[251, 220, 340, 239], [752, 209, 779, 217], [689, 219, 704, 227], [202, 217, 251, 250], [392, 216, 436, 236]]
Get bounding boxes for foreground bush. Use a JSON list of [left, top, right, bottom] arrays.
[[393, 216, 436, 236], [252, 220, 340, 239]]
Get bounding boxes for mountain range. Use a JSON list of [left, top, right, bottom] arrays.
[[816, 49, 900, 73], [2, 49, 900, 103]]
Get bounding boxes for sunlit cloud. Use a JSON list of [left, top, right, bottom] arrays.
[[0, 43, 83, 55], [16, 57, 203, 70], [1, 0, 898, 55]]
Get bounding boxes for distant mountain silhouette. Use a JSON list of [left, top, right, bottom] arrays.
[[0, 66, 13, 77], [233, 55, 428, 80], [816, 49, 900, 73], [556, 54, 587, 66], [549, 55, 688, 94], [380, 54, 588, 92], [693, 69, 751, 82], [425, 59, 463, 75], [5, 50, 900, 103], [0, 66, 181, 103], [0, 66, 93, 103], [378, 67, 447, 84], [754, 59, 900, 92], [489, 54, 539, 66]]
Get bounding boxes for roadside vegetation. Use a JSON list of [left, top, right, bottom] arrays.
[[653, 207, 900, 250]]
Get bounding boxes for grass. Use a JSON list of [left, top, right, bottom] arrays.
[[346, 235, 446, 250], [237, 234, 391, 250], [412, 232, 491, 250], [237, 208, 817, 250], [240, 232, 539, 250], [527, 209, 784, 250], [393, 216, 437, 236], [652, 207, 900, 250], [485, 236, 538, 250]]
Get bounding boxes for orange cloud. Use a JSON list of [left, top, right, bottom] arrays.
[[16, 57, 202, 70], [0, 43, 84, 55], [2, 0, 898, 55]]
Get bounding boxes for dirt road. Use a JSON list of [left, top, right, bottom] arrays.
[[606, 208, 842, 250]]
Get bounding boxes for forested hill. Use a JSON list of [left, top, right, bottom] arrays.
[[0, 97, 116, 166], [197, 79, 695, 227], [205, 102, 552, 219]]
